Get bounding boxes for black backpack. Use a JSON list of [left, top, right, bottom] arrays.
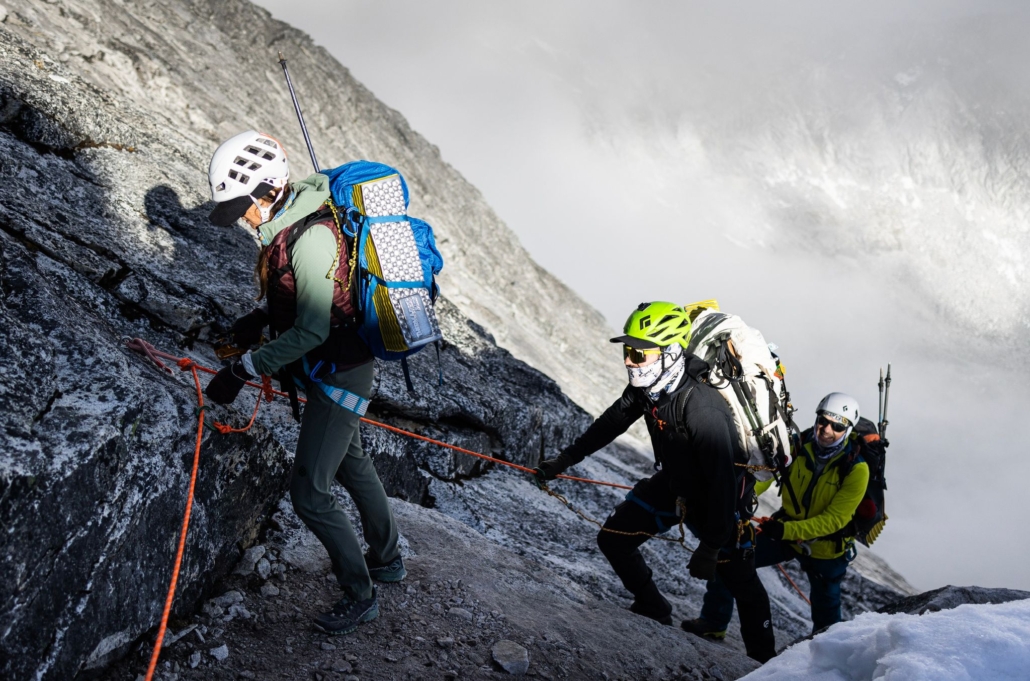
[[849, 417, 888, 547]]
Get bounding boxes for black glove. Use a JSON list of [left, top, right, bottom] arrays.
[[205, 360, 253, 405], [534, 450, 576, 483], [228, 308, 270, 348], [759, 519, 785, 541], [687, 542, 720, 581]]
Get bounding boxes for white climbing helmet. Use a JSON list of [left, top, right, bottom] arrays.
[[208, 130, 290, 226], [816, 392, 860, 429]]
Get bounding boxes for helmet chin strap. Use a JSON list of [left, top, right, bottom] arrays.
[[249, 184, 287, 225]]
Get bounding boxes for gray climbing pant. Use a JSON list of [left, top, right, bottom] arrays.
[[290, 361, 399, 601]]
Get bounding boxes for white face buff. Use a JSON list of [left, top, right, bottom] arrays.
[[628, 344, 685, 396], [628, 357, 665, 388]]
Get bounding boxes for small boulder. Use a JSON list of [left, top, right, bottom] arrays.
[[210, 591, 244, 608], [234, 545, 266, 575], [260, 584, 280, 598], [448, 607, 474, 622], [256, 557, 272, 581], [209, 645, 229, 662], [492, 640, 530, 675]]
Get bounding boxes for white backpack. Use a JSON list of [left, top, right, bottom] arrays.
[[684, 307, 793, 481]]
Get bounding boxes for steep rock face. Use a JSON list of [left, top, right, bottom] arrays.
[[0, 2, 916, 679], [0, 0, 625, 418], [0, 22, 596, 680]]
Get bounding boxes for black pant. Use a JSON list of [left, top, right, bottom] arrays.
[[597, 473, 776, 662]]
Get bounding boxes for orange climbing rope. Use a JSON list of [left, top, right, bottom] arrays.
[[125, 340, 631, 490], [126, 339, 633, 677], [143, 357, 206, 681], [125, 338, 810, 676]]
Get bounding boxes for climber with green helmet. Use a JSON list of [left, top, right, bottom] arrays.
[[534, 302, 776, 663]]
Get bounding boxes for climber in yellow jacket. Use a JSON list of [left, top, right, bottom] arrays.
[[683, 392, 869, 637]]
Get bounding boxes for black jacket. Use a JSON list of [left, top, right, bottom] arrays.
[[561, 354, 749, 549]]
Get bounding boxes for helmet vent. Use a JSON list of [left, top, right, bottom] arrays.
[[227, 169, 251, 184], [244, 145, 277, 162]]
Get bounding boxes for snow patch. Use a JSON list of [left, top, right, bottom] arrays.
[[743, 598, 1030, 680]]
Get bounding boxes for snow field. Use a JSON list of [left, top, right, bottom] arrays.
[[742, 598, 1030, 680]]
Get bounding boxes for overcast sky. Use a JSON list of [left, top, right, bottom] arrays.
[[254, 0, 1030, 592]]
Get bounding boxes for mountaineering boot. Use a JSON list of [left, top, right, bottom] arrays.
[[365, 552, 407, 583], [314, 587, 379, 635], [680, 617, 728, 640], [628, 579, 673, 625]]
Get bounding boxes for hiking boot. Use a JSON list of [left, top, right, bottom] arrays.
[[365, 553, 407, 583], [680, 617, 727, 640], [314, 588, 379, 635], [629, 579, 673, 625], [630, 599, 673, 626]]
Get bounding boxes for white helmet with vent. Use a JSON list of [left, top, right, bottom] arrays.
[[816, 392, 860, 431], [208, 130, 290, 226]]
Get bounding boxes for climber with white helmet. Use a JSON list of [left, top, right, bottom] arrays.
[[207, 130, 293, 227], [534, 302, 776, 663], [682, 392, 871, 639], [204, 131, 404, 637]]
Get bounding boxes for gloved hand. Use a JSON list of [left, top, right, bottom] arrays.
[[205, 360, 253, 405], [228, 308, 270, 348], [758, 518, 785, 541], [534, 451, 574, 483], [687, 542, 720, 581]]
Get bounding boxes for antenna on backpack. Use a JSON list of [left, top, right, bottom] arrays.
[[278, 51, 321, 173]]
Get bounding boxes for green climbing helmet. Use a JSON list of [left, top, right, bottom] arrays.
[[610, 302, 692, 349]]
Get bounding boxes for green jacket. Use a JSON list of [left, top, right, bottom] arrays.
[[760, 433, 870, 559], [250, 173, 334, 376]]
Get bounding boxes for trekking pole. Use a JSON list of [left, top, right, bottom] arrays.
[[878, 367, 885, 429], [880, 363, 892, 440], [277, 51, 321, 172]]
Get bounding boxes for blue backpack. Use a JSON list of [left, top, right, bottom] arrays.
[[323, 161, 444, 388]]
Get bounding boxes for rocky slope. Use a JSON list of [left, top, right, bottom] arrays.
[[0, 2, 915, 680], [0, 0, 626, 418]]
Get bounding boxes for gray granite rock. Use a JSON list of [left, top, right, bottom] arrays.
[[234, 545, 266, 575], [491, 639, 530, 675], [0, 2, 923, 680], [877, 585, 1030, 616], [0, 5, 596, 679]]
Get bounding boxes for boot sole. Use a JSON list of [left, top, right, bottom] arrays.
[[315, 601, 379, 636]]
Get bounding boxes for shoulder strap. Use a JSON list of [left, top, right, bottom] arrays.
[[669, 380, 696, 435]]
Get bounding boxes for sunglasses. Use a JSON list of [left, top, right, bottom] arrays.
[[623, 346, 662, 364], [816, 416, 847, 433]]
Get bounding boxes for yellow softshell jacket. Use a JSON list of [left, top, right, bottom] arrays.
[[759, 434, 869, 559]]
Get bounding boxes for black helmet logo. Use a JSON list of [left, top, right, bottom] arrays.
[[639, 316, 651, 329]]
